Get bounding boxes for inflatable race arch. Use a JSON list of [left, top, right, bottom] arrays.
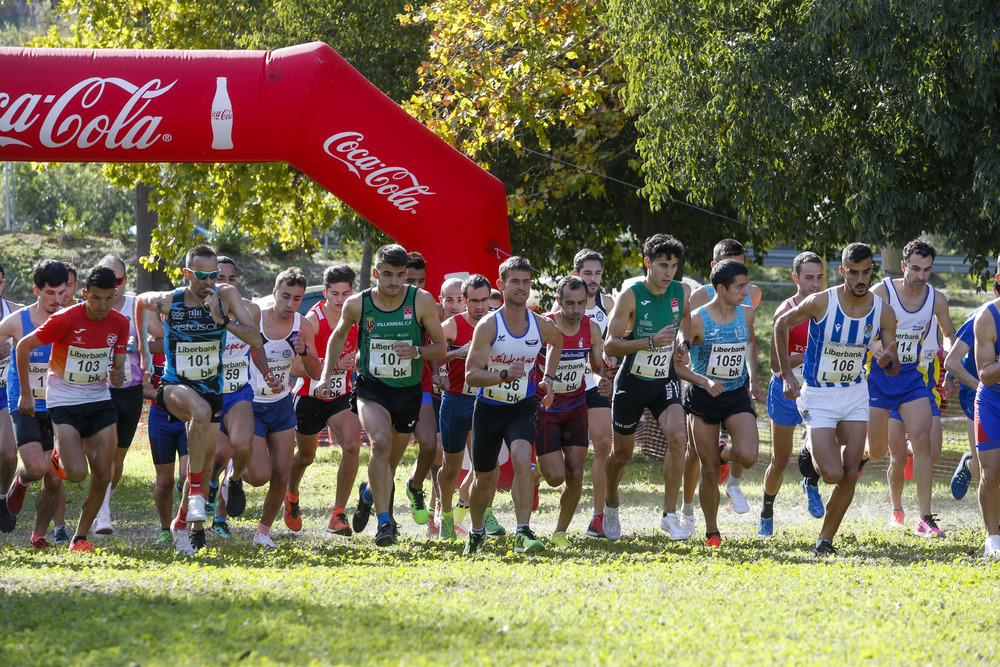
[[0, 42, 511, 287]]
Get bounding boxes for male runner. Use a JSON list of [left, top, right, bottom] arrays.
[[775, 243, 899, 555], [0, 263, 24, 534], [972, 262, 1000, 557], [536, 275, 610, 548], [759, 252, 825, 536], [316, 244, 445, 547], [681, 260, 763, 546], [462, 256, 561, 555], [136, 244, 262, 555], [15, 266, 128, 552], [572, 249, 616, 538], [437, 274, 492, 540], [867, 239, 955, 537], [287, 265, 361, 537], [602, 234, 691, 541], [0, 259, 69, 545]]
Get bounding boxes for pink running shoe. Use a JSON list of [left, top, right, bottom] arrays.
[[889, 509, 905, 528], [914, 515, 945, 538]]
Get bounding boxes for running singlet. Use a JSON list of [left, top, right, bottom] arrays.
[[357, 285, 424, 389], [977, 305, 1000, 402], [691, 305, 750, 392], [583, 292, 609, 392], [478, 310, 543, 405], [33, 303, 129, 408], [538, 314, 591, 412], [162, 287, 227, 395], [875, 278, 934, 372], [801, 287, 883, 388], [295, 302, 358, 400], [957, 306, 986, 382], [780, 296, 809, 383], [251, 313, 302, 402], [0, 298, 15, 389], [622, 279, 684, 381], [116, 294, 143, 388], [445, 314, 476, 397], [7, 308, 51, 411]]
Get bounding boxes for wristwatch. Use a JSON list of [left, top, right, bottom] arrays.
[[499, 369, 509, 381], [413, 344, 422, 360]]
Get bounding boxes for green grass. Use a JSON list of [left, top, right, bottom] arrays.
[[1, 435, 998, 665]]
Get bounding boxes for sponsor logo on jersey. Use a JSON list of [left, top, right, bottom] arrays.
[[364, 316, 376, 333]]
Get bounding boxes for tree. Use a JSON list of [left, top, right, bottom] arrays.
[[608, 0, 1000, 277]]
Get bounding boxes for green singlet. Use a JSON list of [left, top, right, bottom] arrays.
[[357, 284, 425, 388], [622, 279, 684, 381]]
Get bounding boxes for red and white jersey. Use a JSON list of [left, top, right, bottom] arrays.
[[294, 302, 358, 401], [33, 303, 128, 408], [778, 296, 809, 383], [445, 314, 476, 397]]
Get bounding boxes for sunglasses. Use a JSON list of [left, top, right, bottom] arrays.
[[186, 268, 220, 280], [115, 276, 127, 286]]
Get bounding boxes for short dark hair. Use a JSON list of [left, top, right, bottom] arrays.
[[98, 254, 126, 275], [274, 267, 307, 291], [186, 244, 217, 267], [63, 261, 78, 280], [903, 238, 936, 262], [491, 289, 502, 300], [86, 265, 117, 291], [463, 274, 491, 297], [556, 275, 587, 300], [841, 243, 872, 265], [324, 265, 356, 288], [375, 244, 408, 268], [33, 259, 69, 289], [498, 256, 532, 281], [406, 251, 426, 272], [793, 251, 823, 275], [712, 239, 744, 262], [217, 256, 237, 274], [710, 258, 749, 289], [642, 234, 684, 262], [573, 249, 603, 272]]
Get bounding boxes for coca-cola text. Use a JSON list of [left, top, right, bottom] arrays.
[[323, 131, 434, 214]]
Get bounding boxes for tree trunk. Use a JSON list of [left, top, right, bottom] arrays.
[[359, 239, 373, 290], [135, 183, 173, 292]]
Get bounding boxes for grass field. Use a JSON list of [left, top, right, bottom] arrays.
[[1, 432, 998, 666]]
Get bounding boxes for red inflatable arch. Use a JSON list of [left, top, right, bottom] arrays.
[[0, 42, 510, 288]]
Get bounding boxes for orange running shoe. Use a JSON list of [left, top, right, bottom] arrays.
[[69, 539, 95, 553], [283, 494, 302, 532], [326, 510, 353, 536], [51, 450, 67, 480], [706, 534, 722, 548], [30, 535, 54, 549]]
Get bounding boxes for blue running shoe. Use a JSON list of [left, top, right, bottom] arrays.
[[951, 452, 973, 500], [802, 478, 824, 518], [757, 516, 774, 538]]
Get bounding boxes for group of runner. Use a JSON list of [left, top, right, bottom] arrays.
[[1, 234, 998, 557]]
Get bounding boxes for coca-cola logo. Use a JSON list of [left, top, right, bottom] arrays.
[[212, 109, 232, 121], [323, 131, 434, 214], [0, 77, 176, 150]]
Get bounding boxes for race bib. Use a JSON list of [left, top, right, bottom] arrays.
[[65, 346, 112, 385], [482, 362, 529, 403], [176, 341, 220, 380], [28, 361, 47, 399], [897, 329, 923, 365], [817, 343, 867, 383], [368, 339, 410, 379], [632, 347, 672, 380], [552, 356, 589, 394], [706, 342, 747, 380], [259, 357, 292, 397], [314, 371, 347, 399], [0, 354, 8, 388], [222, 356, 250, 394]]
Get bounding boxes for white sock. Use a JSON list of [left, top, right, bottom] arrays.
[[100, 483, 113, 514], [727, 475, 741, 490], [682, 502, 694, 517]]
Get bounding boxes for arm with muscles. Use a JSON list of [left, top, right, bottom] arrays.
[[673, 282, 694, 367], [768, 299, 802, 373], [0, 309, 22, 365], [945, 339, 978, 391], [975, 307, 1000, 386], [290, 311, 320, 379], [316, 295, 363, 397], [394, 290, 447, 362], [14, 332, 43, 417], [589, 320, 613, 398], [674, 311, 724, 397], [108, 351, 128, 388], [535, 316, 564, 409], [134, 290, 175, 377], [873, 302, 900, 376], [290, 318, 322, 381], [215, 285, 263, 349], [744, 305, 765, 400], [604, 289, 675, 357], [774, 292, 828, 400]]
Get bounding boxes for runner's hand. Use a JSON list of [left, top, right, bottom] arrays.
[[598, 377, 612, 398], [875, 340, 898, 369], [291, 333, 307, 355], [652, 325, 676, 349], [337, 354, 357, 372], [395, 341, 419, 359], [674, 343, 690, 365], [264, 371, 282, 393], [704, 378, 724, 397], [109, 365, 126, 388], [432, 374, 449, 392], [0, 340, 10, 360], [942, 375, 956, 400], [538, 379, 554, 408], [506, 360, 525, 381], [203, 291, 224, 324], [750, 381, 765, 402], [603, 353, 618, 370], [782, 375, 800, 401], [18, 393, 34, 417]]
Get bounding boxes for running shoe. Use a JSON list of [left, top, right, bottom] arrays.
[[439, 514, 458, 542], [206, 483, 218, 515], [30, 535, 53, 549], [914, 514, 946, 538], [951, 452, 974, 500], [406, 480, 429, 525], [550, 531, 572, 550], [172, 529, 195, 556], [69, 539, 95, 554], [903, 450, 914, 481], [454, 499, 470, 525], [326, 511, 353, 537], [53, 525, 70, 544], [212, 520, 232, 539], [814, 539, 837, 556], [706, 534, 722, 548], [374, 520, 397, 547], [660, 513, 689, 541], [585, 513, 605, 538], [889, 509, 905, 528], [6, 476, 28, 515], [454, 522, 469, 538], [283, 495, 302, 532], [155, 529, 172, 546], [718, 441, 730, 485], [0, 498, 16, 533], [426, 514, 440, 539], [984, 534, 1000, 559], [352, 483, 374, 534], [463, 531, 486, 556], [726, 484, 750, 514], [252, 532, 278, 550], [190, 528, 206, 551], [483, 508, 506, 536], [604, 504, 622, 541], [227, 477, 247, 518], [801, 478, 824, 519], [187, 493, 207, 523], [757, 516, 774, 538], [93, 508, 113, 537], [681, 512, 695, 538], [51, 449, 67, 479], [513, 527, 544, 553]]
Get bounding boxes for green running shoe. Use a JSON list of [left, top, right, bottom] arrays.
[[463, 531, 486, 556], [212, 519, 232, 538], [440, 513, 458, 541], [514, 527, 544, 554], [550, 531, 571, 549], [155, 529, 172, 546], [406, 479, 429, 525], [483, 508, 506, 536]]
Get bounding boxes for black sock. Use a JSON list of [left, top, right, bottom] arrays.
[[706, 530, 721, 540], [798, 446, 820, 484], [761, 492, 776, 519], [72, 535, 87, 544]]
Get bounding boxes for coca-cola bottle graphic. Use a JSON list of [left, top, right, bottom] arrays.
[[211, 77, 233, 150]]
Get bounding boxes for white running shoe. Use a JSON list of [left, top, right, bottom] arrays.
[[187, 493, 207, 523], [727, 484, 750, 514], [681, 512, 695, 538], [984, 534, 1000, 558], [92, 508, 113, 537], [253, 532, 278, 550], [172, 529, 195, 556], [660, 513, 689, 541], [604, 504, 622, 541]]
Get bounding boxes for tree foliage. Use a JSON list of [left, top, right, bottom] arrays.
[[608, 0, 1000, 277]]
